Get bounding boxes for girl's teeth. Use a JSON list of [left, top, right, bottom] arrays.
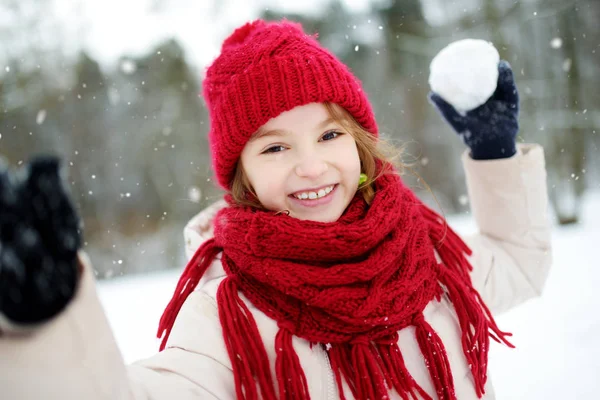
[[294, 185, 334, 200]]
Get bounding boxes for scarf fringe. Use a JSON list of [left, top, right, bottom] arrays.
[[438, 268, 514, 397], [157, 238, 221, 351], [351, 341, 388, 399], [327, 338, 433, 400], [218, 276, 278, 400], [414, 314, 456, 399], [375, 335, 431, 400], [420, 206, 472, 279], [420, 205, 514, 398], [275, 328, 311, 400], [328, 345, 353, 400]]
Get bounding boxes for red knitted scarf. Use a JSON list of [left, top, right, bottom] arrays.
[[158, 173, 513, 400]]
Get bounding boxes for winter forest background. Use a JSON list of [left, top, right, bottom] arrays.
[[1, 0, 598, 278]]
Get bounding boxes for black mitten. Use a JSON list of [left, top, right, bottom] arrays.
[[0, 156, 82, 326]]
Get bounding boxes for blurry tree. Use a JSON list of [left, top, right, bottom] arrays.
[[514, 0, 599, 224], [550, 2, 597, 224], [374, 0, 463, 213], [79, 40, 216, 276], [0, 37, 215, 277]]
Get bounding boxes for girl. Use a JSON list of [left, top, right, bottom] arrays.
[[0, 19, 551, 400]]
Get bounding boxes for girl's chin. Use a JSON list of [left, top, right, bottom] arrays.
[[291, 210, 342, 222]]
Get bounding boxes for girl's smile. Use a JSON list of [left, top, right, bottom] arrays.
[[289, 183, 338, 208]]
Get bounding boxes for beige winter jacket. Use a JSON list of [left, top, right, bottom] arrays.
[[0, 144, 552, 400]]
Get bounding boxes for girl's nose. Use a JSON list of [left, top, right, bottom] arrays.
[[295, 157, 328, 179]]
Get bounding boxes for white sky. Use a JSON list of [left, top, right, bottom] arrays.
[[19, 0, 373, 72], [0, 0, 466, 77]]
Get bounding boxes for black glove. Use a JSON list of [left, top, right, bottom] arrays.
[[0, 156, 82, 326], [429, 61, 520, 160]]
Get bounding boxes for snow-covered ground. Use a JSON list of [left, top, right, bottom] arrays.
[[98, 191, 599, 399]]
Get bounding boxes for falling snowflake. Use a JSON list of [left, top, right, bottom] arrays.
[[120, 60, 137, 75], [550, 38, 563, 49], [188, 186, 202, 203], [36, 110, 47, 125]]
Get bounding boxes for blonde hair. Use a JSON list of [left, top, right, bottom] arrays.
[[230, 102, 408, 209]]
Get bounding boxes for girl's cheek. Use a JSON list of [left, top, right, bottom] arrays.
[[338, 146, 360, 167]]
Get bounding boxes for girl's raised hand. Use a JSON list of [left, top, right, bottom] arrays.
[[427, 39, 520, 160], [429, 61, 520, 160]]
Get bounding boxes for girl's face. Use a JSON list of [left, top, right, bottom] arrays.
[[240, 103, 361, 223]]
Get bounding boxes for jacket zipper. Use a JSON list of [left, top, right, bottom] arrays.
[[321, 344, 336, 400]]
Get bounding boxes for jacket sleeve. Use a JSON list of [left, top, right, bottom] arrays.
[[0, 252, 234, 400], [461, 143, 552, 315]]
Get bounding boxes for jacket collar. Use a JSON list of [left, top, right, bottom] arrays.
[[183, 199, 227, 261]]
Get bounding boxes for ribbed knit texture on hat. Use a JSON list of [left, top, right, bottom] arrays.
[[202, 19, 378, 190]]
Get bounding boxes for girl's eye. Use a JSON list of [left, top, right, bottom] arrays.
[[320, 130, 342, 141], [262, 145, 286, 154]]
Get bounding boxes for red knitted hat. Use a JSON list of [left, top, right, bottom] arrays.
[[202, 19, 379, 190]]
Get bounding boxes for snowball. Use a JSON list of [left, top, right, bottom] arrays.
[[429, 39, 500, 112]]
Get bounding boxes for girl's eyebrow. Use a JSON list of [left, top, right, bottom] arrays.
[[251, 117, 336, 142], [251, 128, 288, 142]]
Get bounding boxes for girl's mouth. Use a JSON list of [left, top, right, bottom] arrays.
[[289, 184, 338, 208], [291, 184, 335, 200]]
